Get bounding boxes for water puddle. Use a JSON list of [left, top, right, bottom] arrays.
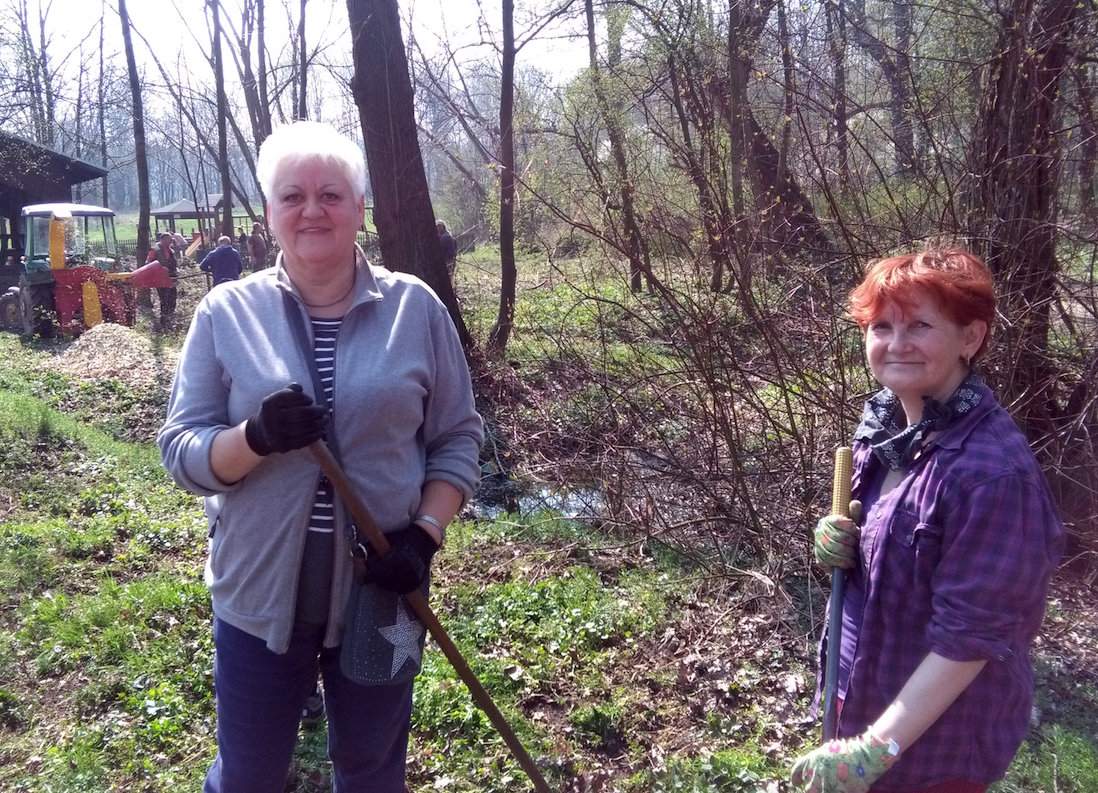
[[472, 482, 606, 521]]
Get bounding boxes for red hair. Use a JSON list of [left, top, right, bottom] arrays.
[[849, 248, 996, 358]]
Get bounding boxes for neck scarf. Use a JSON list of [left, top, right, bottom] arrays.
[[853, 372, 984, 470]]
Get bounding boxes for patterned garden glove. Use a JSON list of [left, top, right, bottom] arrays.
[[790, 729, 899, 793], [813, 500, 862, 569]]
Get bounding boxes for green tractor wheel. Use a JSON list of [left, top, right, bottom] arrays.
[[16, 278, 56, 338]]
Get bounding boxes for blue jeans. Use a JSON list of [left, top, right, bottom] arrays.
[[204, 618, 413, 793]]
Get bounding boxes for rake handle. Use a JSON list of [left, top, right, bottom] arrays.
[[823, 446, 853, 741]]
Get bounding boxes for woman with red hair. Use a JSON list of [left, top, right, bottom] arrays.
[[791, 249, 1063, 793]]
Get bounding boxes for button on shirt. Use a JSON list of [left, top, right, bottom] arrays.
[[826, 382, 1063, 790]]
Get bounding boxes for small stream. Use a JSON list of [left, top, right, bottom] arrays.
[[471, 481, 606, 521]]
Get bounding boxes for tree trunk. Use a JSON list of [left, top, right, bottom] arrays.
[[966, 0, 1081, 435], [74, 52, 85, 204], [824, 0, 850, 190], [37, 4, 55, 146], [1076, 63, 1097, 218], [119, 0, 150, 258], [846, 0, 916, 175], [99, 6, 108, 207], [488, 0, 517, 356], [585, 0, 651, 293], [668, 53, 731, 294], [775, 0, 794, 186], [259, 0, 271, 144], [345, 0, 469, 347], [239, 0, 273, 169], [891, 0, 915, 173], [211, 0, 233, 236], [297, 0, 308, 119], [725, 0, 751, 285], [712, 0, 831, 261]]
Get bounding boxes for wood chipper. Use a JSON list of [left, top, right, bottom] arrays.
[[0, 203, 135, 337]]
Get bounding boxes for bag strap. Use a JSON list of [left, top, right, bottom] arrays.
[[280, 288, 367, 576]]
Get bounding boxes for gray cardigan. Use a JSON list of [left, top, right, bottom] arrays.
[[158, 253, 483, 652]]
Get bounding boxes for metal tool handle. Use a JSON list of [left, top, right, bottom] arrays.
[[823, 446, 853, 741], [308, 441, 553, 793]]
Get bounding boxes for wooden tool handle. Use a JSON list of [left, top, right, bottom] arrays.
[[823, 446, 853, 741], [831, 446, 853, 518]]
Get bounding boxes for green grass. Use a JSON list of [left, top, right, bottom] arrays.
[[636, 747, 775, 792], [996, 726, 1098, 793]]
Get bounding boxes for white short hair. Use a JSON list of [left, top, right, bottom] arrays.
[[256, 121, 367, 201]]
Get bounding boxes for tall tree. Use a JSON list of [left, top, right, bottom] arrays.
[[488, 0, 517, 355], [210, 0, 233, 235], [236, 0, 273, 178], [98, 4, 108, 206], [824, 0, 850, 191], [966, 0, 1082, 434], [118, 0, 150, 257], [845, 0, 917, 175], [296, 0, 308, 119], [346, 0, 469, 345], [486, 0, 577, 354], [585, 0, 650, 293]]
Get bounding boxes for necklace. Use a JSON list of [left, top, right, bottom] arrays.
[[299, 271, 356, 309]]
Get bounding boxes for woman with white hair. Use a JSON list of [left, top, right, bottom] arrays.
[[158, 121, 483, 792]]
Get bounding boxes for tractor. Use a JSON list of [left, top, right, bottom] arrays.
[[0, 203, 135, 337]]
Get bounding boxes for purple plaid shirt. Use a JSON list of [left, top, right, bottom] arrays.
[[823, 382, 1063, 790]]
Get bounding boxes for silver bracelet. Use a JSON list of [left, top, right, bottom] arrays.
[[413, 513, 445, 544]]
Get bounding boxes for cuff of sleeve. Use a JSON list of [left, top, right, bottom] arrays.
[[423, 471, 476, 507], [929, 631, 1013, 664]]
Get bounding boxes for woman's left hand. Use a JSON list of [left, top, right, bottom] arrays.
[[365, 525, 439, 594], [790, 730, 898, 793]]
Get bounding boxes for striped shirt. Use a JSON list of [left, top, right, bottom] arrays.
[[295, 316, 342, 625], [307, 318, 341, 536]]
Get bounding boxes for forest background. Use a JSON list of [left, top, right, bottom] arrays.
[[0, 0, 1096, 791]]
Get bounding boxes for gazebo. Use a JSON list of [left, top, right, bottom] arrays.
[[151, 194, 222, 235]]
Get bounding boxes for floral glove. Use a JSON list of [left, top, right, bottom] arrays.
[[790, 729, 899, 793], [813, 500, 862, 569]]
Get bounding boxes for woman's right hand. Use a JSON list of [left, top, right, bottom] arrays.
[[814, 500, 862, 569], [244, 383, 328, 456]]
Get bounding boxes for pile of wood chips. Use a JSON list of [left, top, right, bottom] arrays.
[[51, 322, 178, 391]]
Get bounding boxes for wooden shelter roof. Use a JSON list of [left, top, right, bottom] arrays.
[[0, 131, 106, 192]]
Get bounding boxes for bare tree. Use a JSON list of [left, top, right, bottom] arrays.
[[210, 0, 233, 235], [487, 0, 578, 355], [488, 0, 518, 355], [966, 0, 1083, 432], [296, 0, 308, 119], [844, 0, 917, 175], [98, 4, 108, 206], [346, 0, 469, 345], [119, 0, 150, 257], [584, 0, 650, 293]]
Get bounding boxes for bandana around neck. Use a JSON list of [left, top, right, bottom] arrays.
[[853, 372, 984, 471]]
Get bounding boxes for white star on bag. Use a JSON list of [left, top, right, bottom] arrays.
[[377, 599, 426, 677]]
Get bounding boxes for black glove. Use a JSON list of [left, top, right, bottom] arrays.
[[244, 383, 328, 456], [365, 525, 439, 594]]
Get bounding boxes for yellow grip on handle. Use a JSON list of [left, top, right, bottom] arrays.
[[831, 446, 853, 518]]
